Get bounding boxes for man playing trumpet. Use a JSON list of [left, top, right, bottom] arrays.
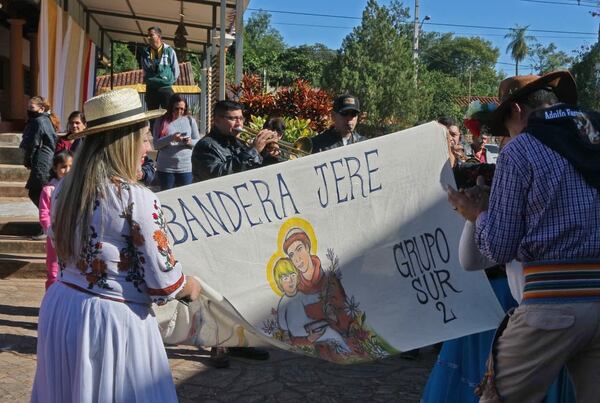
[[191, 100, 279, 182], [190, 100, 274, 367]]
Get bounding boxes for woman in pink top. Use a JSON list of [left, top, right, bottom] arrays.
[[39, 150, 73, 289]]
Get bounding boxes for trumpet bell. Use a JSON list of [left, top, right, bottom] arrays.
[[235, 126, 313, 159], [293, 136, 313, 155]]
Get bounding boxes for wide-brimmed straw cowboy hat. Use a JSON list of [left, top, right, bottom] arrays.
[[487, 70, 577, 137], [66, 88, 165, 140]]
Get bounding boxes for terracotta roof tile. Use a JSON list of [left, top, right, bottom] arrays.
[[454, 96, 500, 108], [95, 62, 194, 92]]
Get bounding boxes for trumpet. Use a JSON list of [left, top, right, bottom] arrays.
[[234, 127, 313, 160]]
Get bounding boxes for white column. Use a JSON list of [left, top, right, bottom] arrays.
[[219, 0, 226, 100], [234, 0, 244, 86], [200, 55, 209, 135]]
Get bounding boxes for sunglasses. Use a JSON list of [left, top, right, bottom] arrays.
[[339, 111, 359, 117]]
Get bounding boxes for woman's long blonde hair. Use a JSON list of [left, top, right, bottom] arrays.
[[53, 122, 147, 261]]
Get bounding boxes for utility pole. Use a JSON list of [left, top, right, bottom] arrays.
[[412, 0, 420, 86], [468, 67, 472, 103], [413, 0, 420, 63]]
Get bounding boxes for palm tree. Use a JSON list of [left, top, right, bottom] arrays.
[[505, 25, 536, 75]]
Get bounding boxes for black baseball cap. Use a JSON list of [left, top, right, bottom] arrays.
[[333, 95, 360, 114]]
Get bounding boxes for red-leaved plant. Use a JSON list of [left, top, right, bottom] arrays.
[[229, 74, 333, 132]]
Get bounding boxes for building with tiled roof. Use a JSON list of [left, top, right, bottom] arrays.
[[454, 96, 500, 108], [95, 62, 199, 94]]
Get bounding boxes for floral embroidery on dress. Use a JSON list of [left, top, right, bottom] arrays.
[[77, 225, 111, 290], [119, 201, 147, 292], [152, 199, 177, 272]]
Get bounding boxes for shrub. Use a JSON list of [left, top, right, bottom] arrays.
[[230, 74, 333, 133], [273, 79, 332, 132], [229, 74, 276, 118], [248, 115, 316, 143]]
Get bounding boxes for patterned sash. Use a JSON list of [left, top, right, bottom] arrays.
[[522, 261, 600, 304]]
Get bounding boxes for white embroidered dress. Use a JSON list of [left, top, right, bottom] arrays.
[[31, 180, 185, 403]]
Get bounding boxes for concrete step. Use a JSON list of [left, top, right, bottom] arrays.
[[0, 164, 29, 182], [0, 181, 27, 197], [0, 200, 38, 220], [0, 252, 45, 279], [0, 145, 24, 165], [0, 133, 22, 146], [0, 235, 46, 254], [0, 218, 40, 236]]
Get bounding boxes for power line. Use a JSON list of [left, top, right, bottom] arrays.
[[443, 31, 595, 39], [272, 21, 597, 38], [424, 22, 596, 35], [272, 22, 352, 30], [248, 7, 598, 35], [520, 0, 600, 7], [496, 61, 535, 68], [247, 8, 361, 20]]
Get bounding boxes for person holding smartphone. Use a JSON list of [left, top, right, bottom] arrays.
[[152, 94, 200, 190]]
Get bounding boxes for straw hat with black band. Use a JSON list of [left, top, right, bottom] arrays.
[[66, 88, 165, 140], [487, 71, 577, 137]]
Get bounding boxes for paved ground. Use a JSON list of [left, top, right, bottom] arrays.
[[0, 279, 437, 403]]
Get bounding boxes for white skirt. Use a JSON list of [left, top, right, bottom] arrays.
[[31, 282, 178, 403]]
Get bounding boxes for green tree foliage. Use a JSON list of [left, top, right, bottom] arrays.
[[243, 11, 286, 87], [240, 13, 336, 88], [571, 43, 600, 110], [321, 1, 502, 132], [97, 43, 139, 76], [279, 44, 337, 87], [419, 33, 500, 96], [529, 42, 573, 74], [416, 69, 464, 124], [505, 25, 536, 75], [323, 0, 418, 130]]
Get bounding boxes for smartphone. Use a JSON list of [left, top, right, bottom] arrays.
[[453, 163, 495, 189]]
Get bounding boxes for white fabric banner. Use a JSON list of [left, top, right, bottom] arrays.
[[155, 122, 504, 363]]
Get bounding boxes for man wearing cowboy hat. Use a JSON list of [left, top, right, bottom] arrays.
[[311, 95, 365, 154], [448, 71, 600, 402]]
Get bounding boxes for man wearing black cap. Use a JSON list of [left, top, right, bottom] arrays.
[[448, 71, 600, 402], [311, 95, 365, 154]]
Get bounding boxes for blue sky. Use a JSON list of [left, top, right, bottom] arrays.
[[246, 0, 599, 75]]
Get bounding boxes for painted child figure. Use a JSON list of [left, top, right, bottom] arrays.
[[273, 258, 351, 358], [39, 150, 73, 289]]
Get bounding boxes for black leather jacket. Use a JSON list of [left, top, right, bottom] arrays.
[[311, 127, 366, 154], [191, 129, 263, 182]]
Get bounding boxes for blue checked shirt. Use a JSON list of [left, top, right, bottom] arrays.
[[475, 133, 600, 264]]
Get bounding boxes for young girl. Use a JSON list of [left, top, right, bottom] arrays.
[[39, 150, 73, 290]]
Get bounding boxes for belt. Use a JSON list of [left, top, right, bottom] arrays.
[[522, 261, 600, 304], [485, 265, 507, 280], [62, 281, 129, 304]]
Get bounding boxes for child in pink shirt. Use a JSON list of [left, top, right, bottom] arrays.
[[39, 150, 73, 289]]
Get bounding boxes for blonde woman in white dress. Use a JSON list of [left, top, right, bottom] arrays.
[[31, 89, 203, 403]]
